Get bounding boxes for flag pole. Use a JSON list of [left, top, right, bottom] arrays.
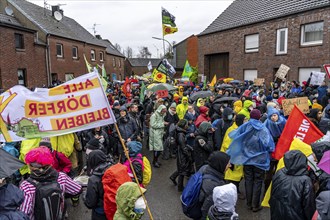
[[114, 123, 154, 220], [161, 7, 166, 58]]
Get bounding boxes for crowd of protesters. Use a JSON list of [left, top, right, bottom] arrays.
[[0, 73, 329, 220]]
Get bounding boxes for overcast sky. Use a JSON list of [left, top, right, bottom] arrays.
[[28, 0, 233, 58]]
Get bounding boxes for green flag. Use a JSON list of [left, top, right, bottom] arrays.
[[140, 82, 146, 104], [162, 7, 176, 27], [182, 60, 193, 78]]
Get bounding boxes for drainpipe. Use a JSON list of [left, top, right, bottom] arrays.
[[46, 33, 51, 86]]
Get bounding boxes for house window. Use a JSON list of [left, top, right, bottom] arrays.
[[276, 28, 288, 54], [298, 67, 321, 84], [113, 57, 116, 67], [18, 69, 26, 86], [301, 21, 323, 46], [72, 47, 78, 59], [91, 50, 96, 61], [245, 34, 259, 53], [56, 44, 63, 57], [65, 73, 74, 81], [244, 69, 258, 81], [118, 59, 121, 67], [15, 33, 24, 49], [100, 52, 104, 61]]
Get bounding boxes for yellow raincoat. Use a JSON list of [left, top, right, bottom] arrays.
[[233, 100, 242, 114], [19, 138, 41, 175], [176, 96, 189, 119], [261, 138, 314, 207], [220, 123, 243, 182], [50, 133, 75, 158]]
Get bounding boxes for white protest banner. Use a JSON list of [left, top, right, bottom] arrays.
[[0, 72, 115, 142], [275, 64, 290, 80], [310, 71, 326, 86]]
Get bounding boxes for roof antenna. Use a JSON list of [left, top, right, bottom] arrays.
[[90, 23, 100, 36]]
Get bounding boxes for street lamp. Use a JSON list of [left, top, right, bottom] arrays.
[[152, 36, 173, 58]]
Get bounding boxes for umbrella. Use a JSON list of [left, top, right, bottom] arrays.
[[213, 96, 239, 104], [230, 80, 243, 84], [223, 78, 234, 83], [318, 150, 330, 175], [0, 148, 25, 178], [189, 91, 213, 102], [147, 83, 177, 92], [217, 84, 233, 89]]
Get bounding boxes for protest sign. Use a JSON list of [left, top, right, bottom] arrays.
[[310, 71, 325, 85], [323, 64, 330, 78], [275, 64, 290, 80], [0, 72, 115, 142], [254, 78, 265, 86], [282, 97, 309, 116], [156, 90, 168, 98]]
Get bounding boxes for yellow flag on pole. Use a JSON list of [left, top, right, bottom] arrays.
[[209, 75, 217, 87], [163, 24, 178, 36], [153, 72, 166, 83]]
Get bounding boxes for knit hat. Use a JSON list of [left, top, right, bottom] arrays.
[[170, 102, 177, 108], [113, 100, 120, 107], [119, 105, 127, 112], [250, 109, 261, 120], [266, 95, 273, 102], [127, 141, 142, 157], [25, 147, 54, 168]]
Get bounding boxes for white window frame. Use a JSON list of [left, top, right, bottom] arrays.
[[56, 43, 63, 58], [118, 58, 121, 67], [91, 50, 96, 61], [276, 28, 288, 54], [301, 21, 323, 46], [113, 57, 116, 67], [244, 69, 258, 81], [72, 46, 78, 59], [298, 67, 321, 84], [100, 51, 104, 62], [65, 73, 74, 82], [245, 34, 259, 53]]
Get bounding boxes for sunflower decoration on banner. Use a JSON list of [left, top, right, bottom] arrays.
[[154, 72, 166, 83]]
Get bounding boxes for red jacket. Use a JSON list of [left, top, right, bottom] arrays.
[[195, 106, 210, 128], [51, 151, 72, 173]]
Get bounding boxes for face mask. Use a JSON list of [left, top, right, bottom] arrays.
[[228, 114, 233, 120], [134, 197, 146, 215]]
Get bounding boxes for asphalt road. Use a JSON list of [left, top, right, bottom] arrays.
[[68, 149, 270, 220]]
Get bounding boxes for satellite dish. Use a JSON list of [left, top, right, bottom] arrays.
[[54, 11, 63, 21], [5, 6, 13, 16]]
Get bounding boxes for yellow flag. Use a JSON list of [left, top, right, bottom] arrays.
[[83, 54, 92, 72], [163, 24, 178, 36], [209, 75, 217, 87], [153, 72, 166, 83]]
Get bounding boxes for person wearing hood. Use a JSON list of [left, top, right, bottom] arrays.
[[270, 150, 316, 220], [129, 103, 143, 142], [112, 100, 121, 120], [169, 119, 193, 192], [149, 105, 167, 168], [233, 100, 242, 114], [176, 96, 189, 120], [207, 183, 239, 220], [195, 106, 211, 128], [116, 105, 138, 162], [238, 100, 254, 120], [85, 150, 112, 220], [313, 190, 330, 220], [221, 114, 247, 200], [163, 102, 180, 159], [308, 108, 323, 129], [199, 151, 231, 220], [194, 122, 215, 171], [184, 112, 197, 147], [263, 107, 287, 191], [0, 178, 29, 219], [123, 141, 144, 186], [212, 107, 234, 151], [194, 98, 205, 115], [227, 109, 275, 212]]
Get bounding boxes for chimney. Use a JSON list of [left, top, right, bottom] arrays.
[[95, 35, 102, 39], [51, 6, 60, 16]]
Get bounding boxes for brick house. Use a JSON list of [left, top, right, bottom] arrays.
[[173, 35, 198, 76], [1, 0, 124, 88], [0, 13, 47, 89], [198, 0, 330, 84], [126, 58, 162, 76]]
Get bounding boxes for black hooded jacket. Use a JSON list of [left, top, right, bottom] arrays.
[[194, 122, 214, 171], [269, 150, 315, 220], [85, 150, 112, 219], [199, 152, 230, 220], [176, 126, 193, 176], [213, 107, 234, 150]]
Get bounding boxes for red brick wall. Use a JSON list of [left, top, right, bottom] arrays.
[[104, 55, 125, 81], [187, 35, 198, 67], [198, 8, 330, 83], [0, 26, 47, 89]]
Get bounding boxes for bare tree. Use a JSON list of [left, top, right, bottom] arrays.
[[124, 46, 133, 58], [138, 46, 152, 58], [114, 43, 122, 52]]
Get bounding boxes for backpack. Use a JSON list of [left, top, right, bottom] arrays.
[[180, 170, 218, 219], [102, 163, 131, 220], [142, 156, 152, 187], [123, 155, 144, 184], [27, 173, 64, 220]]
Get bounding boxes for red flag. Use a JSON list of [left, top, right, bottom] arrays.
[[121, 77, 132, 98], [273, 105, 323, 160]]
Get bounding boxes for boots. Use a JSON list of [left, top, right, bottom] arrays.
[[153, 154, 160, 168]]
